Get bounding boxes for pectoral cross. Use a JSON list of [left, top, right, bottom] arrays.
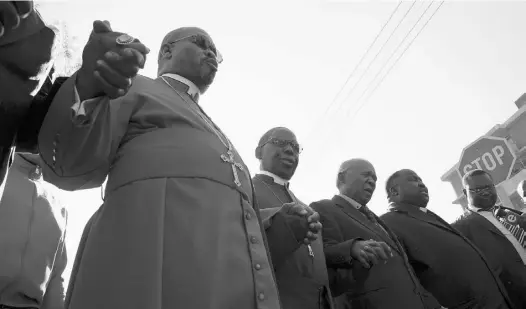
[[221, 150, 244, 187], [308, 244, 314, 258]]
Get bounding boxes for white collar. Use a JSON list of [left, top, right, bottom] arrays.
[[162, 73, 201, 97], [338, 194, 363, 210], [259, 171, 289, 187], [419, 207, 428, 213], [468, 205, 492, 213]]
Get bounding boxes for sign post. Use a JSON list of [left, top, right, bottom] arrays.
[[457, 136, 517, 185]]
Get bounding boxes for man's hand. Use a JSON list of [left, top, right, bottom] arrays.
[[350, 239, 393, 269], [77, 20, 150, 101], [282, 202, 322, 245], [0, 1, 33, 38]]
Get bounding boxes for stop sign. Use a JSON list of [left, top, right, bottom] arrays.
[[457, 136, 517, 185]]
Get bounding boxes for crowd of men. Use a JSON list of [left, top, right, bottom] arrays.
[[1, 2, 526, 309]]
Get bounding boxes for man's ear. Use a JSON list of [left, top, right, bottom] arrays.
[[159, 44, 172, 59], [389, 186, 398, 197], [255, 146, 262, 160], [462, 188, 467, 197]]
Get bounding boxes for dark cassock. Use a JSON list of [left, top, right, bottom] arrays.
[[382, 202, 514, 309], [38, 28, 281, 309], [254, 172, 334, 309], [311, 195, 441, 309], [453, 206, 526, 309], [0, 7, 60, 198]]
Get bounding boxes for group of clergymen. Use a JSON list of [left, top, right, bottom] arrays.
[[1, 2, 526, 309]]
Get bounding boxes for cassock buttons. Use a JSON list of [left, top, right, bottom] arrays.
[[258, 292, 265, 301], [245, 212, 252, 220], [250, 236, 258, 244], [254, 263, 261, 270]]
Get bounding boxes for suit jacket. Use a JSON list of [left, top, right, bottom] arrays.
[[453, 210, 526, 309], [0, 75, 67, 196], [382, 203, 512, 309], [254, 174, 334, 309], [311, 195, 441, 309]]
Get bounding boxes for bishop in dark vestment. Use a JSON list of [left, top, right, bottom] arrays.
[[253, 127, 334, 309], [453, 169, 526, 309], [381, 169, 513, 309], [311, 159, 442, 309]]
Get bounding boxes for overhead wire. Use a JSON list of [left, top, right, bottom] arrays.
[[304, 1, 403, 142], [345, 1, 445, 122], [333, 0, 418, 117], [310, 1, 443, 167]]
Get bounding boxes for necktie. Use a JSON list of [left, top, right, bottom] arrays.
[[360, 205, 390, 236], [496, 212, 526, 249]]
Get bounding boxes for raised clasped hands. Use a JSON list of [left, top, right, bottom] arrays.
[[0, 1, 33, 38], [282, 201, 322, 245], [76, 20, 150, 100], [350, 239, 394, 269]]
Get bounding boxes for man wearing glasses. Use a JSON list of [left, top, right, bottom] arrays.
[[453, 169, 526, 309], [39, 27, 285, 309], [253, 127, 333, 309], [381, 169, 512, 309]]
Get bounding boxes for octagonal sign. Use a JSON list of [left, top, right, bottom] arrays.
[[457, 136, 517, 185]]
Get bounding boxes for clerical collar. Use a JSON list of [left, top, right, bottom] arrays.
[[162, 73, 201, 99], [259, 171, 289, 187], [339, 194, 363, 210]]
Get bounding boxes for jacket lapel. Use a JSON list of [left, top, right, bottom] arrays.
[[389, 202, 461, 235], [332, 196, 399, 251], [469, 210, 507, 239]]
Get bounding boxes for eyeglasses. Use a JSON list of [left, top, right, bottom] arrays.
[[468, 185, 495, 194], [262, 137, 303, 154], [167, 34, 223, 64]]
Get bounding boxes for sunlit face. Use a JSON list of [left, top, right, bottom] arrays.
[[393, 170, 429, 207], [260, 128, 301, 180], [339, 160, 377, 205], [160, 33, 221, 93], [464, 173, 497, 210]]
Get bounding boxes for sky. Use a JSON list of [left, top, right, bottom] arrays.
[[36, 0, 526, 284]]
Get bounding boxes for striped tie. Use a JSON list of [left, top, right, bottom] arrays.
[[498, 216, 526, 249]]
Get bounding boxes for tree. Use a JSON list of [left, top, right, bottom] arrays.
[[49, 20, 82, 78]]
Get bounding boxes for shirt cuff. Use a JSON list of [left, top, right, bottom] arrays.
[[70, 85, 101, 127]]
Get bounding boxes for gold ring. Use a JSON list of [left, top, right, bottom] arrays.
[[116, 34, 135, 45]]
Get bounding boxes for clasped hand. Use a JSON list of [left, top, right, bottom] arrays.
[[76, 20, 150, 100], [350, 239, 394, 269], [281, 202, 322, 245]]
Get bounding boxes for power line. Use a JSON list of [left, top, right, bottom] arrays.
[[334, 1, 418, 116], [347, 1, 444, 122], [304, 1, 402, 142]]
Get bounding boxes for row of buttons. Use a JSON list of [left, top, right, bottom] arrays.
[[245, 209, 267, 303]]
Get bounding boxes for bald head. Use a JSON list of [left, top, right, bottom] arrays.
[[337, 159, 377, 205], [158, 27, 213, 63], [157, 26, 218, 93], [257, 127, 292, 148], [256, 127, 300, 180]]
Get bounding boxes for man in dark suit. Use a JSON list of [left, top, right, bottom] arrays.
[[311, 158, 443, 309], [0, 1, 149, 199], [453, 169, 526, 309], [253, 127, 334, 309], [381, 169, 513, 309]]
